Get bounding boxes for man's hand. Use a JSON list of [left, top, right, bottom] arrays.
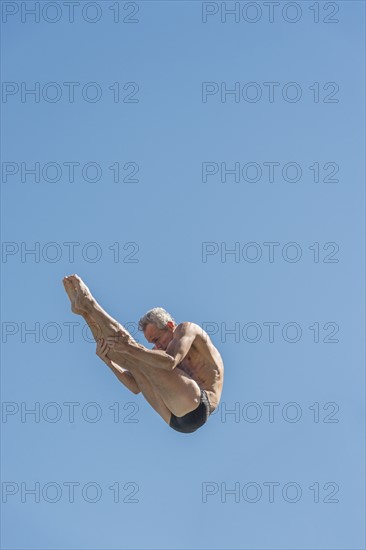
[[96, 338, 139, 393], [96, 338, 128, 372], [96, 338, 112, 365], [105, 330, 132, 353]]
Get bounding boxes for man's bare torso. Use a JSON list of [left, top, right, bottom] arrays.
[[175, 323, 224, 413]]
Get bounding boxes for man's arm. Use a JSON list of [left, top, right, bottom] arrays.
[[96, 339, 140, 394], [165, 322, 198, 368], [107, 361, 141, 395], [105, 322, 198, 371]]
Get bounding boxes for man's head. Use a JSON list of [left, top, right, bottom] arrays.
[[138, 307, 176, 350]]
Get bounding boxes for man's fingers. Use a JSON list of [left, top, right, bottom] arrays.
[[96, 339, 110, 357]]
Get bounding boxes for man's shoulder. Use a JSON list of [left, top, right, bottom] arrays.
[[175, 321, 201, 336], [175, 322, 215, 350]]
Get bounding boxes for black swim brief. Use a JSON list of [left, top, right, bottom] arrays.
[[169, 389, 211, 434]]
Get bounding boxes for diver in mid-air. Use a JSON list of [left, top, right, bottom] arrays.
[[63, 274, 224, 434]]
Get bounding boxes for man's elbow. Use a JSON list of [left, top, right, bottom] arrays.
[[162, 353, 178, 371], [170, 357, 182, 371]]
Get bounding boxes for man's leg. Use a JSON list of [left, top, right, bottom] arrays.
[[64, 275, 144, 394], [125, 361, 201, 418], [63, 274, 200, 418], [120, 358, 173, 424], [64, 275, 176, 371], [82, 312, 173, 424], [63, 275, 133, 340]]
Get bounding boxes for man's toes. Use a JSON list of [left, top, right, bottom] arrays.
[[66, 275, 77, 288], [64, 276, 75, 287]]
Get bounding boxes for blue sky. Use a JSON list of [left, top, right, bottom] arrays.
[[1, 1, 365, 549]]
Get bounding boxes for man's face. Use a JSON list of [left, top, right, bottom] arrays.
[[144, 322, 175, 351]]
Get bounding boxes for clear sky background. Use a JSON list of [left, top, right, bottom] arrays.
[[1, 1, 365, 549]]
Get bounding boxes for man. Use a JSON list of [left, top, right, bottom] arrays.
[[63, 274, 224, 434]]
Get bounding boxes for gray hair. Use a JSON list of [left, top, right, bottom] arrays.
[[138, 307, 175, 331]]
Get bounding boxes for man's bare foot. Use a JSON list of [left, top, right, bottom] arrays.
[[62, 274, 94, 315], [63, 276, 81, 314]]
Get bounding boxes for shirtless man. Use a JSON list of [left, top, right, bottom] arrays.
[[62, 274, 224, 434]]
